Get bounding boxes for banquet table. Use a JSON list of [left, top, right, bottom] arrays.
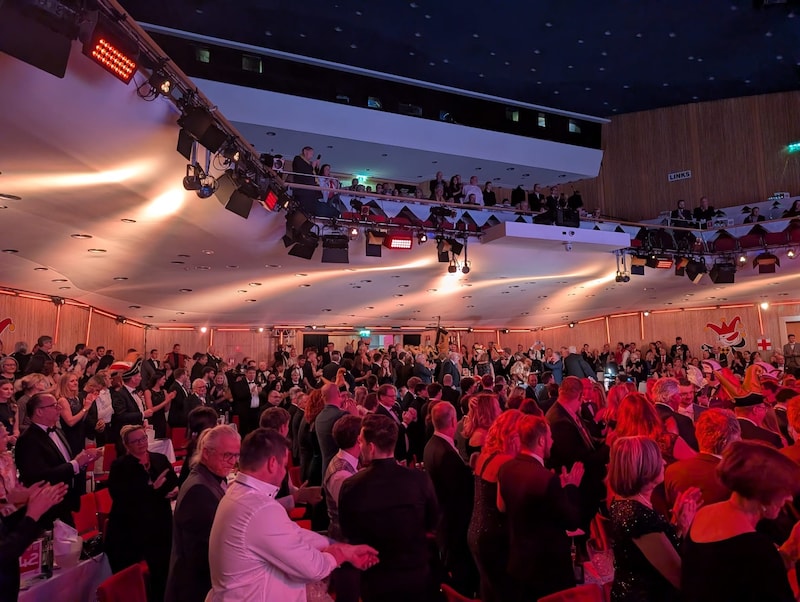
[[20, 554, 112, 602], [148, 437, 176, 463]]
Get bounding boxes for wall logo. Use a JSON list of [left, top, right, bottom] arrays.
[[705, 316, 746, 349], [0, 318, 14, 337]]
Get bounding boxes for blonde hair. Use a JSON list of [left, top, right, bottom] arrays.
[[120, 424, 146, 447], [608, 436, 663, 497], [53, 371, 79, 400], [463, 393, 501, 438], [482, 409, 524, 456]]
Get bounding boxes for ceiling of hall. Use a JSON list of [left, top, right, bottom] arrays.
[[3, 47, 800, 331], [118, 0, 800, 117]]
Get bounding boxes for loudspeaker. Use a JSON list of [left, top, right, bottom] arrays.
[[709, 263, 736, 284], [0, 1, 74, 78], [214, 172, 253, 219]]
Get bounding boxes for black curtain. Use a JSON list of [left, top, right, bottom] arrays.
[[302, 334, 329, 354]]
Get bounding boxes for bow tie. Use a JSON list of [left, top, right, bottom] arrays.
[[46, 427, 58, 434]]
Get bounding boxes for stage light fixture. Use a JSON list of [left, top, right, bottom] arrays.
[[685, 259, 707, 284], [80, 11, 138, 84], [177, 106, 228, 153], [263, 184, 290, 211], [349, 226, 359, 240], [197, 176, 218, 199], [738, 253, 747, 264], [447, 259, 458, 273], [461, 261, 471, 274], [288, 231, 319, 260], [366, 230, 386, 257], [418, 233, 428, 244], [148, 70, 174, 96], [321, 234, 350, 264], [709, 262, 736, 284], [753, 252, 780, 274], [645, 254, 674, 269], [182, 164, 203, 191], [383, 231, 413, 250], [643, 310, 650, 317], [788, 248, 797, 259], [569, 322, 576, 328]]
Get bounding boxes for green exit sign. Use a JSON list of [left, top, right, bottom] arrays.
[[788, 142, 800, 154], [359, 330, 371, 338]]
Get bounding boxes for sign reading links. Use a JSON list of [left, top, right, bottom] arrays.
[[668, 170, 692, 182]]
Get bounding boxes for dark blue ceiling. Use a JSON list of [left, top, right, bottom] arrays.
[[121, 0, 800, 117]]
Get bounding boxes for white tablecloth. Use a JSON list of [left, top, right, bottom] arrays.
[[20, 554, 112, 602], [149, 438, 176, 463]]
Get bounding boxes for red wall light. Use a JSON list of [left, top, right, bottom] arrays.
[[383, 231, 413, 249]]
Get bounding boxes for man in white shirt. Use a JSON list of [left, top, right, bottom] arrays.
[[461, 175, 484, 206], [207, 428, 377, 602]]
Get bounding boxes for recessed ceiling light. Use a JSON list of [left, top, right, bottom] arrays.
[[360, 279, 372, 283], [2, 249, 18, 253], [394, 294, 403, 297], [87, 248, 106, 253], [177, 254, 190, 258], [0, 205, 7, 209], [265, 264, 281, 268], [236, 289, 247, 293], [322, 309, 332, 312], [295, 273, 308, 277], [129, 305, 141, 309], [0, 193, 21, 201], [143, 315, 154, 318], [201, 249, 214, 255], [176, 312, 185, 315], [120, 218, 136, 223], [299, 284, 311, 288], [113, 277, 128, 281], [58, 286, 70, 290], [245, 299, 257, 303], [52, 278, 67, 282], [365, 306, 374, 310], [71, 234, 92, 239], [427, 288, 437, 292], [171, 261, 185, 265], [249, 282, 262, 287], [179, 288, 193, 293], [265, 131, 276, 136], [34, 267, 48, 271], [195, 266, 211, 270], [169, 319, 177, 322]]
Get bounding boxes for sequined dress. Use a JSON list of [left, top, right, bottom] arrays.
[[609, 499, 681, 602]]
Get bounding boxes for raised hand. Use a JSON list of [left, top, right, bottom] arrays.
[[672, 486, 703, 534], [560, 462, 585, 488]]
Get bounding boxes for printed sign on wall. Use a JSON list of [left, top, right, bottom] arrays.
[[668, 170, 692, 182], [705, 316, 747, 349]]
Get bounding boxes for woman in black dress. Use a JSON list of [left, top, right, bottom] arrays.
[[143, 371, 174, 439], [105, 424, 178, 601], [682, 440, 800, 602], [55, 372, 93, 457], [0, 380, 19, 445], [467, 409, 523, 602], [298, 389, 324, 485], [608, 436, 699, 602]]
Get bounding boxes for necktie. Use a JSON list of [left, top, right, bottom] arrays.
[[46, 426, 57, 434]]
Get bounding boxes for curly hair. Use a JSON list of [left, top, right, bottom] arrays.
[[463, 393, 501, 438], [481, 409, 524, 456], [607, 392, 664, 446], [304, 388, 325, 426]]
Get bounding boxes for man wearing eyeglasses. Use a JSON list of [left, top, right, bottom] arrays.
[[15, 393, 102, 525], [166, 425, 241, 602]]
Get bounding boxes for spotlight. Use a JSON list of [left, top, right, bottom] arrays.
[[789, 248, 797, 259], [80, 11, 138, 84], [148, 70, 174, 96], [418, 233, 428, 244], [461, 261, 471, 274], [709, 262, 736, 284], [447, 259, 458, 273], [435, 236, 450, 263], [643, 310, 650, 317], [177, 106, 228, 153], [645, 254, 674, 269], [115, 315, 126, 324], [321, 234, 350, 264], [383, 231, 414, 250], [761, 301, 770, 310], [349, 226, 359, 240], [366, 230, 387, 257], [258, 327, 264, 333], [738, 253, 747, 264], [753, 252, 780, 274], [501, 329, 509, 334], [569, 322, 576, 328], [263, 184, 291, 211], [685, 259, 707, 284], [182, 164, 203, 191], [197, 176, 218, 199], [288, 232, 320, 260], [437, 237, 463, 256], [200, 326, 208, 333], [283, 210, 315, 247]]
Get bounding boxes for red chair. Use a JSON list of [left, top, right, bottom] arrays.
[[94, 443, 117, 485], [94, 488, 112, 534], [441, 583, 480, 602], [590, 513, 613, 551], [538, 584, 605, 602], [289, 466, 302, 488], [97, 562, 148, 602], [71, 492, 99, 541], [170, 428, 188, 460]]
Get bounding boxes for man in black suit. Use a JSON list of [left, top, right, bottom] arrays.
[[230, 366, 263, 436], [437, 351, 461, 390], [140, 348, 161, 389], [15, 393, 102, 525], [670, 337, 689, 362], [167, 369, 191, 430], [664, 409, 740, 508], [545, 376, 606, 530], [186, 378, 211, 416], [374, 384, 416, 462], [339, 414, 439, 602], [498, 414, 584, 601], [165, 425, 241, 602], [24, 335, 53, 375], [563, 346, 597, 379], [423, 403, 477, 597], [734, 392, 784, 447], [111, 360, 152, 447], [321, 350, 342, 383], [652, 377, 699, 450]]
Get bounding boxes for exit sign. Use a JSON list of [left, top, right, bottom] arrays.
[[668, 170, 692, 182]]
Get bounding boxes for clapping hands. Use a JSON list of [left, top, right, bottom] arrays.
[[559, 462, 585, 488], [672, 486, 702, 535], [324, 543, 379, 570]]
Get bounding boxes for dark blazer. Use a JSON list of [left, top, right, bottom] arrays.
[[563, 353, 596, 379], [15, 424, 80, 524], [315, 405, 348, 474], [655, 403, 699, 451], [738, 418, 783, 448], [184, 393, 206, 417], [23, 349, 52, 375], [498, 454, 581, 599], [165, 464, 226, 602], [375, 404, 408, 462], [437, 359, 461, 390], [422, 435, 473, 558], [167, 382, 190, 428], [545, 402, 608, 527], [112, 387, 143, 427], [0, 509, 41, 601], [664, 452, 730, 508], [339, 458, 439, 602]]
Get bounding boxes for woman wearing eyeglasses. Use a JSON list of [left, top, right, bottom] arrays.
[[105, 424, 178, 601]]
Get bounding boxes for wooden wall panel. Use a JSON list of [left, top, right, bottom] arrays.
[[58, 304, 90, 350], [87, 312, 145, 357], [211, 330, 276, 366], [643, 306, 761, 354], [608, 315, 641, 348], [143, 329, 210, 360], [0, 294, 57, 352], [576, 91, 800, 221]]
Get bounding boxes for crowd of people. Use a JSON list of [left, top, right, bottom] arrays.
[[1, 332, 800, 601]]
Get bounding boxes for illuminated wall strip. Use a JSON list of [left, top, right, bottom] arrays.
[[605, 316, 610, 344], [54, 303, 62, 345], [757, 303, 765, 336], [640, 312, 645, 342], [650, 309, 683, 314], [608, 312, 639, 319], [579, 317, 605, 324], [86, 307, 93, 346]]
